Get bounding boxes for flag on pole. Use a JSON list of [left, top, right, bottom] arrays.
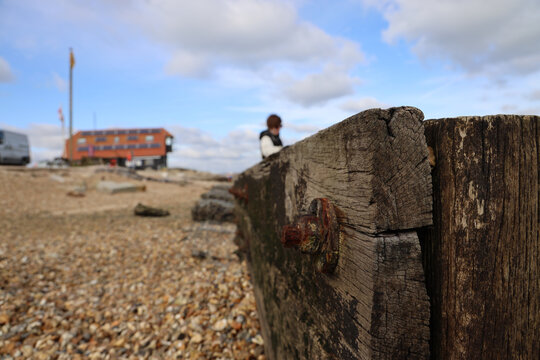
[[58, 106, 64, 124], [70, 49, 75, 69]]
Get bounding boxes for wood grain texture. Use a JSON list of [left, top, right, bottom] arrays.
[[423, 115, 539, 360], [233, 107, 432, 359]]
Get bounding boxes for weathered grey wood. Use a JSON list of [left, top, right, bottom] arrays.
[[201, 186, 234, 202], [423, 116, 539, 360], [233, 107, 432, 359], [191, 199, 234, 222]]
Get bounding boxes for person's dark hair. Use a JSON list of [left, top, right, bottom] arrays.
[[266, 114, 282, 129]]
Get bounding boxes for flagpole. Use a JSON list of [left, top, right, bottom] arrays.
[[69, 48, 74, 165]]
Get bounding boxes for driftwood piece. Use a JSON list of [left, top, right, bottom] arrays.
[[133, 203, 170, 217], [423, 115, 539, 360], [233, 107, 433, 359]]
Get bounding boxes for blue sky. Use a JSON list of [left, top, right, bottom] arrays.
[[1, 0, 539, 174]]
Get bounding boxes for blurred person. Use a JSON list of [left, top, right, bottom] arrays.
[[260, 114, 283, 159]]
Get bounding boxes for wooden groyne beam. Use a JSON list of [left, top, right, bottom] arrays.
[[232, 107, 539, 359], [233, 107, 433, 359]]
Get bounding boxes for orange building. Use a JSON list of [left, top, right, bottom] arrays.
[[64, 128, 173, 168]]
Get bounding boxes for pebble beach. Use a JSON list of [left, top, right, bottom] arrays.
[[0, 166, 264, 359]]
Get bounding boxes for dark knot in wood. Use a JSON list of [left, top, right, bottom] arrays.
[[281, 198, 342, 274]]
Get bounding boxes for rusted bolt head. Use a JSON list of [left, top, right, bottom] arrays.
[[297, 216, 322, 254], [281, 198, 342, 274], [281, 215, 322, 254], [281, 224, 302, 247]]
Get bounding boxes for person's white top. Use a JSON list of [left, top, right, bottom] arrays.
[[260, 135, 283, 158]]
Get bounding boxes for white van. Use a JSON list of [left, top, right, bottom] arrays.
[[0, 130, 31, 165]]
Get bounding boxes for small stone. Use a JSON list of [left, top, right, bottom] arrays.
[[190, 333, 203, 344], [231, 321, 242, 330], [89, 323, 99, 333], [173, 340, 186, 350], [0, 313, 9, 324], [60, 332, 74, 347], [2, 340, 15, 354], [191, 250, 207, 259], [21, 345, 33, 356], [174, 296, 189, 306], [67, 190, 85, 197], [112, 337, 125, 347], [213, 319, 228, 331], [35, 351, 49, 360], [252, 334, 264, 345]]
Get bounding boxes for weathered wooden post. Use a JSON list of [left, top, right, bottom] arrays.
[[232, 107, 433, 359], [422, 116, 539, 359], [233, 108, 539, 359]]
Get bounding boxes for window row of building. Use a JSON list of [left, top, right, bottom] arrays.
[[77, 135, 156, 144], [80, 128, 162, 136], [77, 143, 161, 152]]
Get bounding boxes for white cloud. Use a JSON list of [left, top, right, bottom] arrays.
[[527, 89, 540, 101], [285, 123, 321, 134], [500, 104, 517, 113], [167, 125, 261, 173], [165, 51, 212, 78], [500, 104, 540, 115], [0, 122, 65, 163], [0, 122, 64, 150], [128, 0, 365, 104], [0, 56, 15, 82], [26, 124, 65, 150], [0, 0, 366, 106], [132, 0, 363, 69], [53, 72, 67, 92], [340, 97, 388, 113], [364, 0, 540, 77], [516, 107, 540, 115], [282, 65, 360, 106]]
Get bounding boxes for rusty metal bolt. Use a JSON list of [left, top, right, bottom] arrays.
[[281, 224, 302, 247], [281, 198, 342, 274], [281, 215, 321, 254], [229, 184, 248, 204]]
